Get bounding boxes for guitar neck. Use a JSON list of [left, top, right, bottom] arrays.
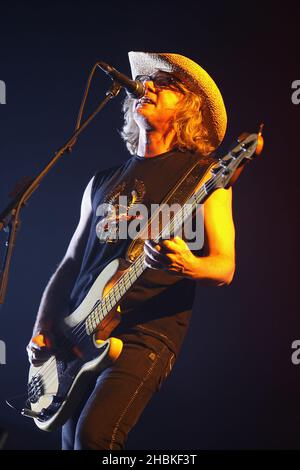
[[85, 173, 215, 334], [85, 133, 259, 335]]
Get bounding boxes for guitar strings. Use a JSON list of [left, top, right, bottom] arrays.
[[71, 175, 209, 337], [61, 176, 212, 347]]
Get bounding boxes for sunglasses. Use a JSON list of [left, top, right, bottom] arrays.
[[135, 74, 184, 91]]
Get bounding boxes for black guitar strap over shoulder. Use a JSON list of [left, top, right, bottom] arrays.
[[125, 154, 216, 263]]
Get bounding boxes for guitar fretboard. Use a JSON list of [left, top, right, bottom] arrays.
[[85, 184, 209, 335]]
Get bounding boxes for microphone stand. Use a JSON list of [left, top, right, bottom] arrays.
[[0, 78, 122, 306]]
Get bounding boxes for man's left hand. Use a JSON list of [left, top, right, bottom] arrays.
[[143, 236, 198, 277]]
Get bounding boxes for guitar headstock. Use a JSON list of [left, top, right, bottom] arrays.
[[207, 128, 264, 191]]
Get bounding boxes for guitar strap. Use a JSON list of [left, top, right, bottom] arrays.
[[125, 153, 217, 263]]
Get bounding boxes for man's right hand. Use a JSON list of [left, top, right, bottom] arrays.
[[26, 331, 55, 366]]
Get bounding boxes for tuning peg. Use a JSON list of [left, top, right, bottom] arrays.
[[255, 123, 264, 155], [211, 166, 221, 175], [237, 132, 250, 142]]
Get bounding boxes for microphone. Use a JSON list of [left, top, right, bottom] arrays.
[[97, 61, 145, 99]]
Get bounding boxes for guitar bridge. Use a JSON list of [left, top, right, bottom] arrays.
[[21, 408, 41, 419]]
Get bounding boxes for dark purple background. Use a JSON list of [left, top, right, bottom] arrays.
[[0, 0, 299, 450]]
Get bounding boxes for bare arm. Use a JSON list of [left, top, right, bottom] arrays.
[[186, 186, 236, 285], [144, 186, 236, 286], [28, 176, 94, 364], [32, 176, 94, 333]]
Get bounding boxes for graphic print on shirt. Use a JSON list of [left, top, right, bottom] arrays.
[[95, 178, 146, 243]]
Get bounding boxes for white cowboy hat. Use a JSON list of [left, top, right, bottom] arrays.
[[128, 51, 227, 150]]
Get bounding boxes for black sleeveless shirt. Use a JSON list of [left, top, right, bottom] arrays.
[[69, 149, 212, 356]]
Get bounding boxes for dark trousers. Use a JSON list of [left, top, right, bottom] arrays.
[[61, 332, 176, 450]]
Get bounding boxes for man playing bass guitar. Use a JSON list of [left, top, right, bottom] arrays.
[[27, 52, 235, 450]]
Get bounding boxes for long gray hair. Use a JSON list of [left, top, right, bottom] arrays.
[[120, 84, 215, 156]]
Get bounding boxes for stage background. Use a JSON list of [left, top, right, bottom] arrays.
[[0, 0, 299, 450]]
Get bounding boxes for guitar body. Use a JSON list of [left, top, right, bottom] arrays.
[[25, 258, 126, 431]]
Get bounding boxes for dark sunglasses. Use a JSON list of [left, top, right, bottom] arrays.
[[135, 74, 184, 91]]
